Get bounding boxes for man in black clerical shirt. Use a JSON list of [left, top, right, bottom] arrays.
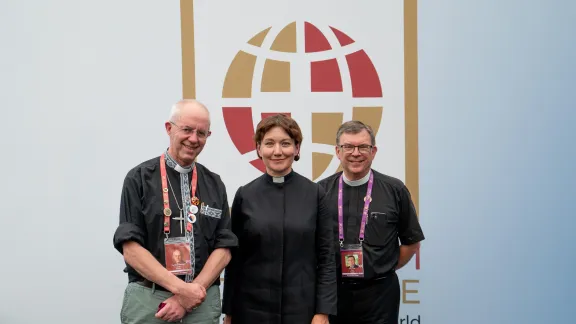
[[113, 99, 238, 324], [318, 120, 425, 324]]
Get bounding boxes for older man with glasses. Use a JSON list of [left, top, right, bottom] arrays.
[[318, 120, 425, 324], [113, 99, 238, 324]]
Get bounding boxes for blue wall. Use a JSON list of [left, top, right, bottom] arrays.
[[418, 0, 575, 322]]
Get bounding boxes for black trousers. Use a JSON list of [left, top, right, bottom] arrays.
[[329, 272, 400, 324]]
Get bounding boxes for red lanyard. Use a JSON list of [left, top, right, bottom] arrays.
[[160, 153, 198, 235]]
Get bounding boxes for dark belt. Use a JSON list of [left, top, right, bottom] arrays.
[[136, 279, 170, 292], [340, 272, 397, 289]]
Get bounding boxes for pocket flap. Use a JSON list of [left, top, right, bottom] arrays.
[[386, 213, 398, 223]]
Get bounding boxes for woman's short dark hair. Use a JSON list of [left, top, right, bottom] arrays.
[[254, 114, 303, 161]]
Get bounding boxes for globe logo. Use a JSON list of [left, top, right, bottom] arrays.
[[221, 21, 384, 181]]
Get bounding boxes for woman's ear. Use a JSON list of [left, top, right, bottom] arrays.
[[294, 144, 300, 161], [256, 143, 262, 159]]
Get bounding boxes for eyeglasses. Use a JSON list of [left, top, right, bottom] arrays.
[[170, 121, 210, 139], [339, 144, 373, 154]]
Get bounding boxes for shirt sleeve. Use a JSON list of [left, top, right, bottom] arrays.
[[314, 185, 338, 315], [398, 184, 425, 245], [113, 171, 147, 254], [213, 182, 239, 249], [222, 186, 243, 315]]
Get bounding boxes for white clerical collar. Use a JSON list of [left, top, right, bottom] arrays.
[[343, 171, 371, 187], [267, 169, 294, 183], [165, 151, 194, 174], [174, 164, 193, 174]]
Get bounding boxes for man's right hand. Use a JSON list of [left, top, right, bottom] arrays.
[[175, 282, 206, 311], [223, 315, 232, 324]]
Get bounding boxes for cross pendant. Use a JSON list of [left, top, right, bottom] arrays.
[[172, 210, 186, 235]]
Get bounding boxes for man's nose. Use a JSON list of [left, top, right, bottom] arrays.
[[351, 147, 361, 156], [188, 131, 199, 143]]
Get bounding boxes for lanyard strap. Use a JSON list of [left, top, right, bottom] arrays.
[[338, 171, 374, 246], [186, 162, 198, 233], [160, 153, 197, 234], [189, 164, 198, 203]]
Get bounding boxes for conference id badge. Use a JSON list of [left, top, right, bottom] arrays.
[[340, 244, 364, 278], [164, 237, 192, 275]]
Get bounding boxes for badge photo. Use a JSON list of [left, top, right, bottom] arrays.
[[164, 237, 192, 275], [340, 245, 364, 278]]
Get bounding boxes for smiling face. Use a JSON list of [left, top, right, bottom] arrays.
[[336, 129, 377, 180], [346, 255, 356, 267], [172, 249, 182, 264], [254, 114, 303, 177], [165, 101, 211, 167], [258, 126, 299, 177]]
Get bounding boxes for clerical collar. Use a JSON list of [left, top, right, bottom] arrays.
[[265, 169, 294, 183], [343, 170, 371, 187], [164, 150, 194, 174]]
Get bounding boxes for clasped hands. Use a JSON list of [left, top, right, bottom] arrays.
[[154, 282, 206, 322]]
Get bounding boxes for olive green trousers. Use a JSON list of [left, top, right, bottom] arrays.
[[120, 282, 221, 324]]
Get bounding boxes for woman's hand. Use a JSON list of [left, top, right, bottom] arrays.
[[311, 314, 329, 324]]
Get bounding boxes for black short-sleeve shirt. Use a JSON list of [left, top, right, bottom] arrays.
[[318, 169, 425, 281], [112, 156, 238, 286]]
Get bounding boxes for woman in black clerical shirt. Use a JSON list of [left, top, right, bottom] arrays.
[[222, 114, 337, 324]]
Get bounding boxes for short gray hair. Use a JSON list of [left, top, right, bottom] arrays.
[[336, 121, 376, 146], [168, 99, 210, 122]]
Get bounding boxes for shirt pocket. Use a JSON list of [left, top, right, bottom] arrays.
[[364, 211, 398, 246], [198, 202, 221, 240]]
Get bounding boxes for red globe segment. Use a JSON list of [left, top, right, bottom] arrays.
[[305, 22, 332, 53], [311, 59, 343, 92], [330, 27, 355, 47], [250, 159, 266, 173], [346, 50, 383, 98], [222, 107, 255, 155]]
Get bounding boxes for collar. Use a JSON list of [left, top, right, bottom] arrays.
[[164, 150, 194, 174], [264, 169, 295, 184], [343, 170, 371, 187]]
